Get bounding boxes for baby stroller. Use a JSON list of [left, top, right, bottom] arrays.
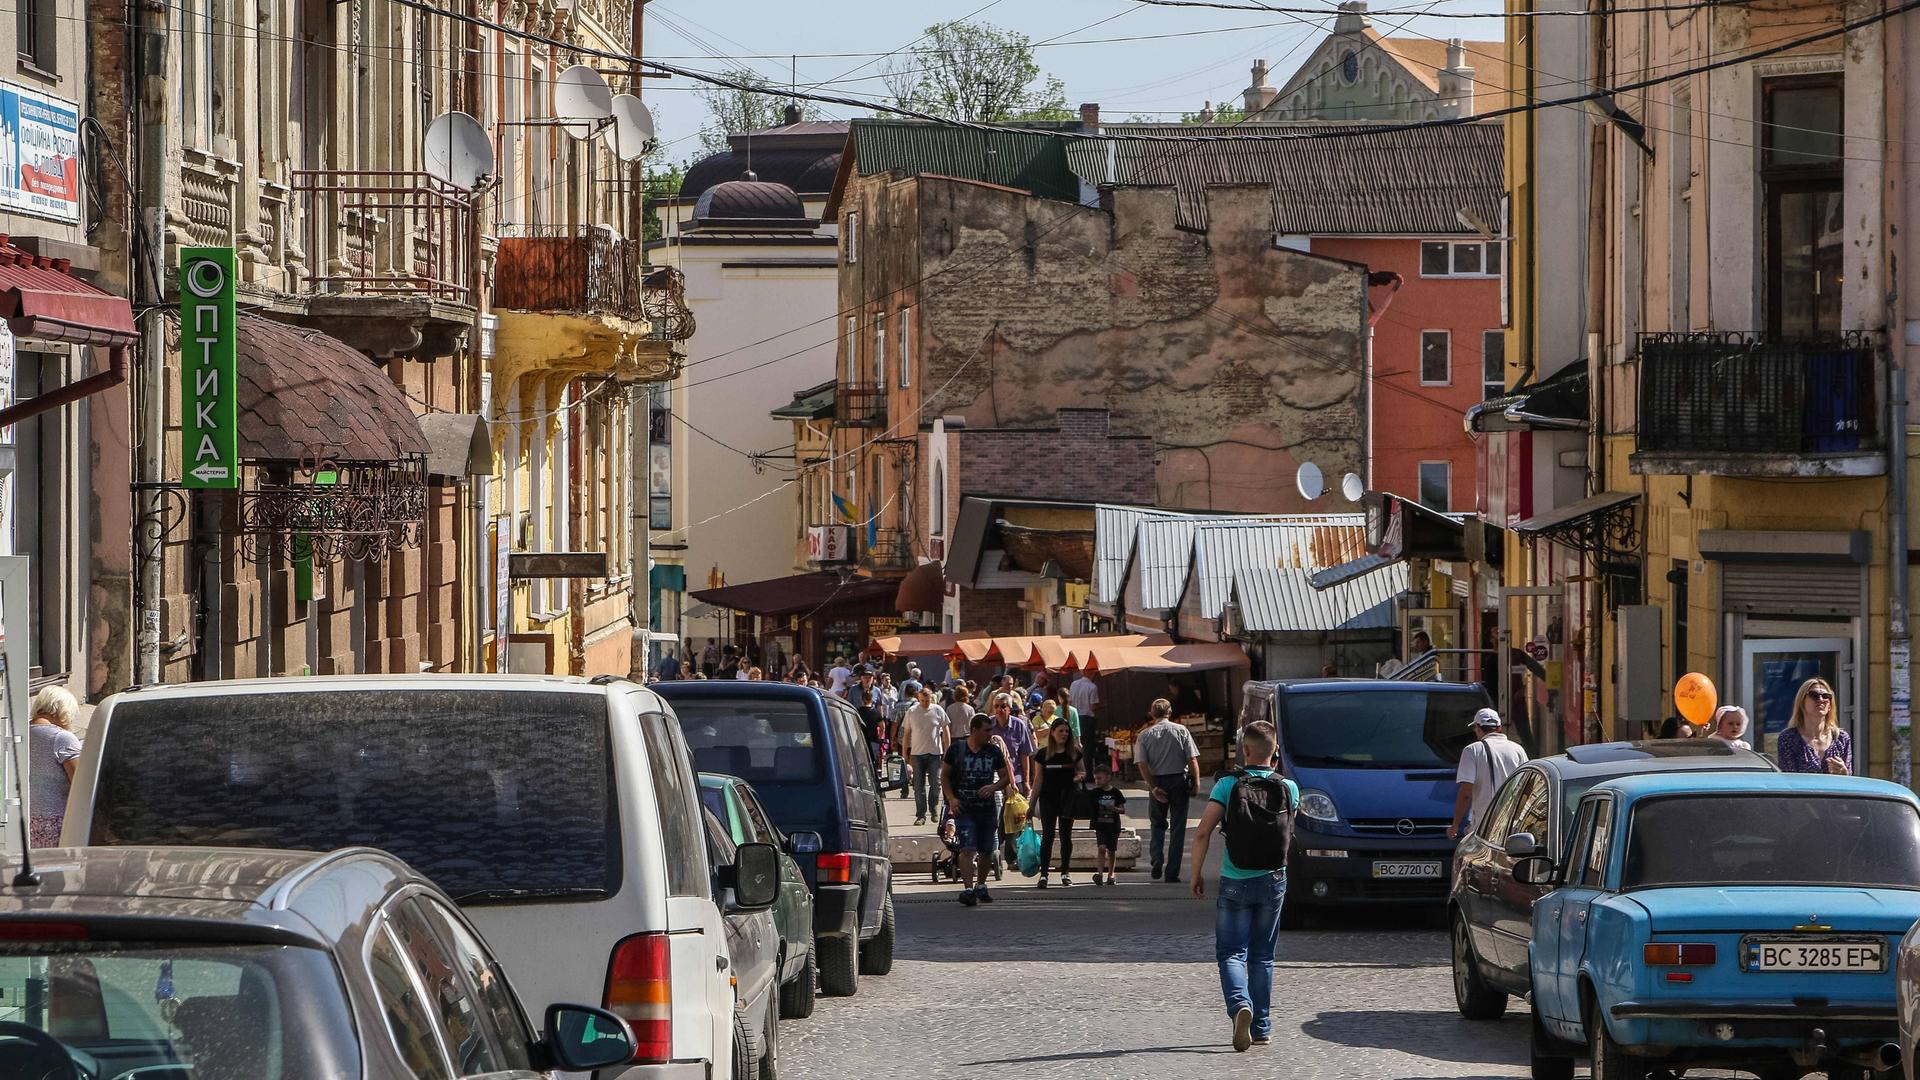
[[930, 806, 961, 884]]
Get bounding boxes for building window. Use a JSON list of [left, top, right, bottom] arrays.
[[16, 0, 52, 72], [873, 311, 886, 389], [648, 383, 671, 533], [1420, 240, 1501, 279], [1418, 461, 1451, 510], [1762, 76, 1842, 337], [1420, 330, 1451, 385], [843, 316, 857, 382], [931, 460, 945, 536], [897, 307, 911, 389], [844, 212, 859, 263], [1482, 330, 1505, 400]]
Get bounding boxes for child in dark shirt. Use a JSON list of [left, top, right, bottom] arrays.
[[1090, 762, 1127, 886]]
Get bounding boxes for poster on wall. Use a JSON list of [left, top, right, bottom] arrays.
[[0, 81, 79, 224]]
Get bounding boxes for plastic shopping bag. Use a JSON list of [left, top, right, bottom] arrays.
[[1015, 824, 1042, 877], [1002, 791, 1029, 834]]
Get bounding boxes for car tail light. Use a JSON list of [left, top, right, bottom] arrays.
[[817, 852, 852, 884], [0, 922, 89, 940], [1644, 943, 1716, 966], [605, 933, 671, 1063]]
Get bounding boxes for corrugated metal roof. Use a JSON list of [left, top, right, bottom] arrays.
[[1093, 504, 1186, 604], [1066, 121, 1503, 235], [1230, 563, 1408, 633], [1187, 517, 1368, 618], [846, 118, 1083, 204]]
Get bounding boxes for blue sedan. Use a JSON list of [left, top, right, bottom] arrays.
[[1518, 772, 1920, 1080]]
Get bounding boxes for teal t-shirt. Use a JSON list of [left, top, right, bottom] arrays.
[[1208, 767, 1300, 880]]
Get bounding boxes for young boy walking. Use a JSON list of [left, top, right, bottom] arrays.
[[1088, 763, 1127, 886], [1190, 720, 1298, 1052]]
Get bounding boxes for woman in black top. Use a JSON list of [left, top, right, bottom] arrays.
[[1028, 719, 1085, 888]]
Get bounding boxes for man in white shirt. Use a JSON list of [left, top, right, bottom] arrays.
[[1069, 671, 1100, 725], [1448, 708, 1529, 840], [899, 685, 950, 825], [826, 656, 852, 695]]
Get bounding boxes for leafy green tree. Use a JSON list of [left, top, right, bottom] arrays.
[[882, 21, 1071, 123], [694, 67, 818, 154], [1180, 101, 1247, 125], [641, 161, 688, 243]]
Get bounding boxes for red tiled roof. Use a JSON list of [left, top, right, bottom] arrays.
[[0, 239, 135, 346]]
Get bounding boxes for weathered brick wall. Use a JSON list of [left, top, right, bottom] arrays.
[[957, 586, 1028, 636], [956, 409, 1155, 505], [893, 178, 1368, 515]]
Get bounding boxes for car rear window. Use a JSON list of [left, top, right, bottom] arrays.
[[672, 697, 833, 835], [1624, 794, 1920, 889], [90, 690, 619, 904]]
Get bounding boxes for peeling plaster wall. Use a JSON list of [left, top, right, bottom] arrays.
[[885, 178, 1367, 515]]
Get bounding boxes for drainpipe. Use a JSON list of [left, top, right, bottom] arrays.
[[133, 0, 169, 686], [1888, 3, 1917, 788], [627, 382, 647, 678]]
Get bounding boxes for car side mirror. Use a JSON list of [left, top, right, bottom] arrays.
[[727, 842, 781, 911], [786, 830, 823, 856], [1513, 855, 1556, 886], [541, 1003, 636, 1071], [1504, 831, 1540, 858]]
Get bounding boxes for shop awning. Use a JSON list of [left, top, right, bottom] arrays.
[[0, 244, 137, 347], [1512, 491, 1640, 555], [869, 631, 988, 658], [237, 313, 429, 463], [1028, 634, 1147, 671], [1079, 642, 1251, 676], [689, 570, 896, 617], [419, 413, 491, 478], [1308, 553, 1400, 591], [894, 560, 945, 613], [954, 635, 1045, 664]]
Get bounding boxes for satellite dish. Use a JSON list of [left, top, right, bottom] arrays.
[[609, 95, 656, 162], [1295, 461, 1325, 501], [1341, 472, 1365, 502], [555, 64, 614, 140], [423, 111, 493, 190]]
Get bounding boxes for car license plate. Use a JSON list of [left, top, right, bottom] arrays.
[[1371, 860, 1443, 879], [1742, 937, 1884, 973]]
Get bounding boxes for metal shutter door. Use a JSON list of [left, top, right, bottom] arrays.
[[1720, 563, 1862, 617]]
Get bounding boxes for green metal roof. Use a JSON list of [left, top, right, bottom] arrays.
[[846, 118, 1082, 203], [770, 379, 835, 420]]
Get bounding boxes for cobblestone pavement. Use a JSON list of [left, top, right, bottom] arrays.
[[779, 874, 1537, 1080]]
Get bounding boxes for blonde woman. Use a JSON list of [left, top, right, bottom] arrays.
[[1775, 677, 1851, 775], [1706, 705, 1752, 750], [28, 686, 81, 847]]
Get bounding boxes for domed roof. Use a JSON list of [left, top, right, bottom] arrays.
[[692, 180, 806, 224]]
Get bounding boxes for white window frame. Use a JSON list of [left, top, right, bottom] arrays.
[[845, 212, 859, 263], [1419, 330, 1452, 386], [873, 311, 886, 389], [897, 307, 911, 389], [1419, 239, 1502, 280], [843, 316, 857, 383], [1418, 461, 1451, 510]]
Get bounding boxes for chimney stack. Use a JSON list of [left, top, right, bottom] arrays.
[[1078, 102, 1101, 131]]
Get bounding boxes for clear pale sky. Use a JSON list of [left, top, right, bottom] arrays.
[[640, 0, 1507, 165]]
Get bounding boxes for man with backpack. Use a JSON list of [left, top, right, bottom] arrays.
[[1189, 719, 1297, 1053]]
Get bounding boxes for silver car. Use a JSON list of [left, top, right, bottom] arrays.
[[0, 845, 635, 1079]]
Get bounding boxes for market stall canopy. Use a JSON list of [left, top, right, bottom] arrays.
[[689, 570, 896, 617], [0, 241, 137, 347], [894, 560, 946, 613], [1028, 634, 1148, 671], [869, 631, 988, 658], [954, 635, 1045, 664], [1079, 642, 1250, 676]]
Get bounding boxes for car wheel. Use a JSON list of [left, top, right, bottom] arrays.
[[779, 939, 817, 1019], [1528, 1004, 1573, 1080], [1451, 916, 1509, 1020], [1586, 991, 1638, 1080], [858, 891, 895, 976], [760, 993, 780, 1079], [732, 1009, 762, 1080], [817, 931, 859, 997]]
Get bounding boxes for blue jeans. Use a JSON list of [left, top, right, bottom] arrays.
[[1215, 872, 1286, 1039], [910, 753, 941, 818]]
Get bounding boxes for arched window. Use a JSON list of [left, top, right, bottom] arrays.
[[931, 461, 946, 536]]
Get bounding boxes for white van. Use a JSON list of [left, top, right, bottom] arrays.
[[60, 675, 778, 1080]]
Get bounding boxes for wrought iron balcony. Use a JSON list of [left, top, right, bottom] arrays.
[[292, 170, 474, 303], [837, 382, 887, 427], [494, 226, 694, 340], [865, 526, 914, 570], [1633, 332, 1884, 476]]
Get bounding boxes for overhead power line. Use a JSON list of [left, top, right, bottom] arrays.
[[1126, 0, 1755, 15], [383, 0, 1920, 145]]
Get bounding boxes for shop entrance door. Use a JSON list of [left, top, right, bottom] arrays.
[[1739, 636, 1852, 758]]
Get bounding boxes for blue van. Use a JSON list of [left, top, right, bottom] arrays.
[[655, 681, 894, 998], [1241, 678, 1500, 927]]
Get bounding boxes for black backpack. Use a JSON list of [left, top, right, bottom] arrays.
[[1222, 769, 1295, 872]]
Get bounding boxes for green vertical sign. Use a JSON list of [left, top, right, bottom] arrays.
[[181, 247, 238, 489]]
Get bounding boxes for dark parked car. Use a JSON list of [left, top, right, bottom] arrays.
[[658, 681, 895, 998], [1447, 738, 1776, 1020], [702, 772, 818, 1019], [700, 807, 783, 1080], [0, 845, 636, 1079]]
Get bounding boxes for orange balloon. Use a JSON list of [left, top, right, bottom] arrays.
[[1673, 672, 1718, 727]]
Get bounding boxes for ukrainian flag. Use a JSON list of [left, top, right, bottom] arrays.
[[832, 492, 857, 525]]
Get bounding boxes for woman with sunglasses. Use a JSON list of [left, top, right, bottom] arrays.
[[1029, 718, 1086, 887], [1776, 677, 1851, 775]]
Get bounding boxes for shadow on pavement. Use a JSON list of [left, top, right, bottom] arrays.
[[961, 1045, 1234, 1066], [1300, 1010, 1527, 1065]]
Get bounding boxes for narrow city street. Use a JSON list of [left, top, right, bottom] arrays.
[[783, 878, 1530, 1080]]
